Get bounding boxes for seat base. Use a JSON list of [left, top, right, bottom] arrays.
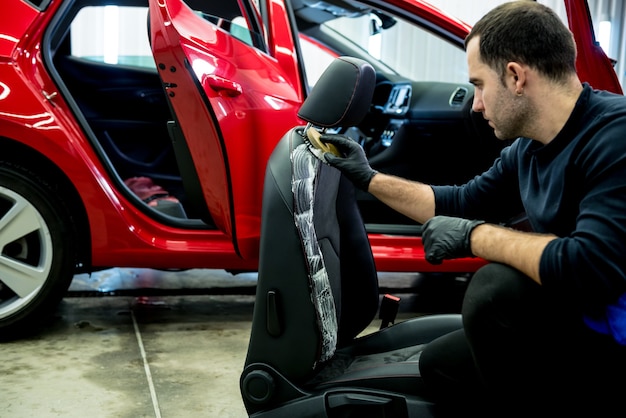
[[241, 314, 463, 417]]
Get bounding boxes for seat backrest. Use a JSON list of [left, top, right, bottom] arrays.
[[243, 57, 377, 383]]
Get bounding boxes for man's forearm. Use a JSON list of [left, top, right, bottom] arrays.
[[469, 223, 557, 284], [367, 173, 436, 224], [367, 173, 554, 284]]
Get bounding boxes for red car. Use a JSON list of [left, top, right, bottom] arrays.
[[0, 0, 621, 336]]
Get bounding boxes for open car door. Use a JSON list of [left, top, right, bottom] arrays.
[[565, 0, 623, 94], [148, 0, 304, 259]]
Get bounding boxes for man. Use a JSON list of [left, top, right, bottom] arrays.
[[319, 1, 626, 416]]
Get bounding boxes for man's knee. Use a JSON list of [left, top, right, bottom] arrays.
[[462, 263, 539, 327]]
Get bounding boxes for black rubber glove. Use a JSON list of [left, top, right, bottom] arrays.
[[422, 216, 485, 265], [320, 134, 377, 191]]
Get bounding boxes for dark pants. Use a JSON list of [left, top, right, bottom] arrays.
[[419, 263, 626, 417]]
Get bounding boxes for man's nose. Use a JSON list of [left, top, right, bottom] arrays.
[[472, 94, 484, 113]]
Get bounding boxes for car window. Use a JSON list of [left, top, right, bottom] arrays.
[[301, 11, 468, 86], [69, 1, 265, 70], [193, 12, 263, 49], [184, 0, 265, 51], [70, 6, 154, 68], [299, 35, 337, 87], [328, 13, 468, 83]]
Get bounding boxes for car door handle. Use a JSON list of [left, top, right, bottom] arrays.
[[204, 75, 242, 97]]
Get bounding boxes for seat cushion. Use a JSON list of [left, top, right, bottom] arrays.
[[307, 345, 427, 395], [304, 314, 463, 395]]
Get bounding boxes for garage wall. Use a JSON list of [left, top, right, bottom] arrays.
[[424, 0, 504, 25]]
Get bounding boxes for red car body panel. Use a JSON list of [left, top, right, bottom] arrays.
[[0, 1, 39, 58], [0, 1, 256, 271], [0, 0, 620, 277]]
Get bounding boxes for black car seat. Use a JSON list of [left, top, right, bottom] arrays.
[[240, 56, 463, 418]]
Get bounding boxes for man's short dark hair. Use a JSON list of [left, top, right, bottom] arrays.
[[465, 1, 577, 83]]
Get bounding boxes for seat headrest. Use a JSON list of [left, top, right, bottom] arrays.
[[297, 56, 376, 128]]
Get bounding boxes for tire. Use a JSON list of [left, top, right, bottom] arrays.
[[0, 163, 76, 339]]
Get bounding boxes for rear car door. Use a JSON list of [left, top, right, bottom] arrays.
[[148, 0, 304, 259]]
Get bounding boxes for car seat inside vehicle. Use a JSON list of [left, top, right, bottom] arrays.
[[240, 56, 463, 418]]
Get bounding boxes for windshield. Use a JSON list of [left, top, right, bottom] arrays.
[[313, 11, 469, 84]]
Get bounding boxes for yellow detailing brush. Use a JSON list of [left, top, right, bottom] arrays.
[[306, 127, 341, 157]]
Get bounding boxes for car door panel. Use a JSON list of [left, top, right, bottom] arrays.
[[149, 0, 303, 258]]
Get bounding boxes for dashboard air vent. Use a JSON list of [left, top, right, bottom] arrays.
[[449, 87, 468, 106]]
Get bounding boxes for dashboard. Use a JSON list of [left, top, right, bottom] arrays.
[[364, 79, 476, 152]]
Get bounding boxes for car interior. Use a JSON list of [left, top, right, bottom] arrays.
[[44, 0, 507, 235], [240, 55, 463, 418]]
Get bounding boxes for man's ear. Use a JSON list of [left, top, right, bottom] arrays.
[[506, 62, 526, 95]]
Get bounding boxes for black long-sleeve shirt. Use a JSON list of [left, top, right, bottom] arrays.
[[432, 84, 626, 315]]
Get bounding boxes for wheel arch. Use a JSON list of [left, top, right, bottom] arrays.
[[0, 136, 92, 275]]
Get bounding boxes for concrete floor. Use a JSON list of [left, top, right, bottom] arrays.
[[0, 268, 467, 418]]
